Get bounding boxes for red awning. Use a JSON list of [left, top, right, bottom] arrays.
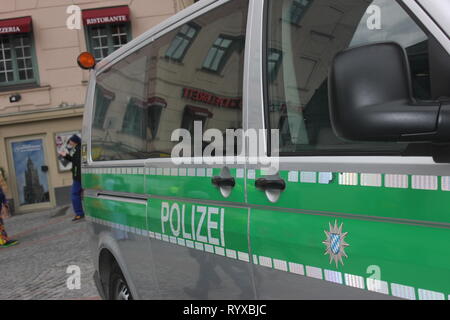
[[185, 105, 214, 118], [82, 6, 130, 26], [0, 16, 32, 35]]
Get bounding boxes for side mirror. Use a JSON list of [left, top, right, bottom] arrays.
[[328, 42, 450, 143]]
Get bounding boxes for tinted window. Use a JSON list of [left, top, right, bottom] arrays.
[[266, 0, 434, 155], [92, 0, 248, 161]]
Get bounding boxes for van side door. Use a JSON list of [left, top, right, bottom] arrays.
[[247, 0, 450, 300], [143, 0, 254, 299]]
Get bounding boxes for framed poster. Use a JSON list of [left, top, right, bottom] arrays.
[[55, 131, 81, 172], [11, 139, 50, 206]]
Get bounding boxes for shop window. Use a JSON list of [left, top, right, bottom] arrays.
[[83, 6, 131, 61], [86, 23, 130, 61], [0, 17, 38, 88]]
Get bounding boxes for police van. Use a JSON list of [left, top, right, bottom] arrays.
[[78, 0, 450, 300]]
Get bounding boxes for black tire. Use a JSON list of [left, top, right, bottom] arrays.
[[109, 264, 133, 300]]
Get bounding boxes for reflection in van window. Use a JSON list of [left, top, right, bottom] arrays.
[[266, 0, 432, 155], [91, 0, 248, 161], [165, 23, 200, 61]]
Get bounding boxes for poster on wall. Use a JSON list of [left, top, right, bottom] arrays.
[[11, 139, 50, 206], [55, 131, 81, 172]]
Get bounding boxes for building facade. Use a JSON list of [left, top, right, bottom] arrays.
[[0, 0, 195, 213]]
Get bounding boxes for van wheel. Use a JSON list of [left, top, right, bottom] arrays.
[[109, 264, 133, 300]]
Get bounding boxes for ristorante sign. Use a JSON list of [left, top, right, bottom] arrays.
[[82, 6, 130, 26], [182, 88, 242, 109]]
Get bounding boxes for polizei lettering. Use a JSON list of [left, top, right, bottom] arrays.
[[161, 202, 225, 247]]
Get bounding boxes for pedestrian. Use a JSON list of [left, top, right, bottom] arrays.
[[58, 135, 84, 222], [0, 187, 18, 248]]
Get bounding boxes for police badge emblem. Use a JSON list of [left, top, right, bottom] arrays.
[[323, 221, 349, 268]]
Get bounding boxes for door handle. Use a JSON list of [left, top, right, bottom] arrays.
[[255, 177, 286, 191], [212, 176, 236, 188]]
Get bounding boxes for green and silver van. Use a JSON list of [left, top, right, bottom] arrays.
[[80, 0, 450, 300]]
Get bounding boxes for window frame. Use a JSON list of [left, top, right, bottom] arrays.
[[201, 34, 244, 74], [0, 32, 40, 89], [85, 22, 132, 61], [164, 22, 200, 62], [89, 0, 250, 163], [262, 0, 438, 158]]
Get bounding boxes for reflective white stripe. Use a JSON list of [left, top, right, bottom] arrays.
[[288, 262, 304, 275], [238, 252, 250, 262], [170, 236, 177, 244], [179, 168, 187, 176], [197, 168, 206, 177], [300, 172, 317, 183], [247, 169, 256, 180], [391, 283, 416, 300], [345, 274, 365, 289], [259, 256, 272, 268], [385, 174, 408, 188], [186, 240, 194, 248], [318, 172, 333, 184], [226, 249, 237, 259], [324, 270, 343, 284], [339, 173, 358, 186], [360, 173, 382, 187], [366, 279, 389, 295], [215, 246, 225, 256], [195, 242, 204, 251], [177, 238, 186, 246], [273, 259, 288, 272], [412, 175, 438, 190], [306, 266, 322, 279], [204, 244, 214, 253], [418, 289, 445, 300], [288, 171, 299, 182]]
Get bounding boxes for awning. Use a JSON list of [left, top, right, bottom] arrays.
[[82, 6, 130, 26], [0, 16, 32, 35], [185, 105, 214, 118], [148, 97, 167, 109]]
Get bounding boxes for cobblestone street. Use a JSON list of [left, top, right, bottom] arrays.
[[0, 208, 100, 300]]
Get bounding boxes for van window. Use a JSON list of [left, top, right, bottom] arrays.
[[91, 0, 248, 161], [266, 0, 434, 156]]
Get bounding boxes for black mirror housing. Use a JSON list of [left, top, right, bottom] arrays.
[[329, 42, 445, 142]]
